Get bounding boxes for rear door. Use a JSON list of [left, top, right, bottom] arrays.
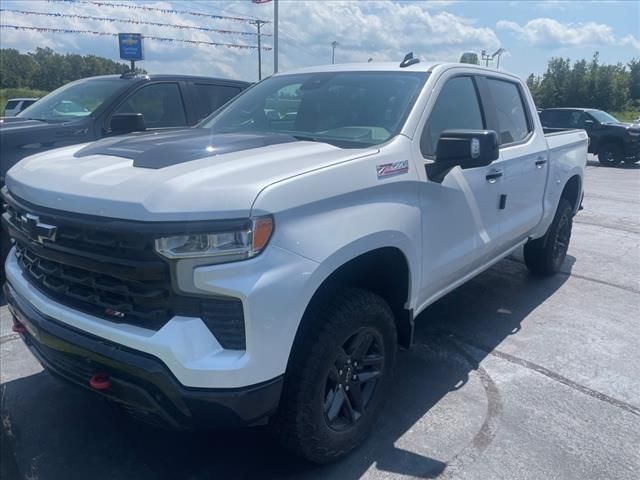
[[478, 76, 548, 247], [416, 73, 506, 303]]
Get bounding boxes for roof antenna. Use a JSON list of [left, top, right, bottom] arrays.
[[400, 52, 420, 68]]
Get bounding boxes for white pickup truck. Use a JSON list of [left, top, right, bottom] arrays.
[[2, 59, 587, 463]]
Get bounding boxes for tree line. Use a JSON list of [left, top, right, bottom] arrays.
[[527, 53, 640, 112], [0, 47, 138, 92]]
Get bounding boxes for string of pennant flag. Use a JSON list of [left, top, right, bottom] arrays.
[[0, 8, 272, 37], [48, 0, 269, 24], [0, 24, 273, 50]]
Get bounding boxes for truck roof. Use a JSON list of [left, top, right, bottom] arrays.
[[275, 61, 521, 80]]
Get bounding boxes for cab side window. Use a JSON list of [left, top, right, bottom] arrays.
[[114, 83, 187, 128], [421, 76, 484, 157], [486, 79, 531, 144]]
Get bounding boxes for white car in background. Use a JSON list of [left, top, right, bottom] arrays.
[[2, 98, 39, 117]]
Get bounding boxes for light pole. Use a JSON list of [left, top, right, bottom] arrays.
[[250, 19, 267, 80], [331, 41, 338, 64]]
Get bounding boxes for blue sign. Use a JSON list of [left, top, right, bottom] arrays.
[[118, 33, 144, 61]]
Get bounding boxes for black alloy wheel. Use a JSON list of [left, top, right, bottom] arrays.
[[323, 327, 384, 431]]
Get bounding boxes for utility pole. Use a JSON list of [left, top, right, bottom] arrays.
[[331, 41, 338, 64], [250, 19, 267, 80], [274, 0, 278, 73]]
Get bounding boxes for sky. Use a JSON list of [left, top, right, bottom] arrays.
[[0, 0, 638, 82]]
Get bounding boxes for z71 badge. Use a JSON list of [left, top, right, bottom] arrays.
[[377, 161, 409, 178]]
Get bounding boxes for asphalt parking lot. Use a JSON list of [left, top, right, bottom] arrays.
[[1, 157, 639, 480]]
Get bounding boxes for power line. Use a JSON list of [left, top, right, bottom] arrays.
[[0, 24, 272, 50], [0, 8, 271, 37], [49, 0, 269, 24]]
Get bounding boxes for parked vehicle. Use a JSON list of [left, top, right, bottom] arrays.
[[2, 60, 587, 463], [539, 108, 640, 166], [0, 73, 250, 282], [3, 98, 39, 117]]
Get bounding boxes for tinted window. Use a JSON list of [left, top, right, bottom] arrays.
[[115, 83, 187, 128], [201, 71, 427, 148], [487, 79, 530, 144], [21, 100, 37, 109], [421, 76, 484, 156], [5, 100, 19, 110], [193, 84, 241, 122]]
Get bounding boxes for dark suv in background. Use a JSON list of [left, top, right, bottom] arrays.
[[1, 73, 250, 186], [540, 108, 640, 166], [1, 73, 249, 283]]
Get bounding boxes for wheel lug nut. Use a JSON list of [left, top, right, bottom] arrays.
[[339, 370, 343, 375], [345, 386, 350, 391], [353, 375, 357, 380]]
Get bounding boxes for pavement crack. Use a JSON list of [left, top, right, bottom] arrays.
[[0, 334, 20, 346], [504, 257, 640, 295], [436, 329, 640, 418], [425, 337, 504, 479], [573, 218, 640, 234]]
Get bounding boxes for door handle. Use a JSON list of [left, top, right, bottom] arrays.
[[535, 158, 547, 168], [485, 170, 503, 183]]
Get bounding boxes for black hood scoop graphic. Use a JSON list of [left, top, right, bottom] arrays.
[[74, 129, 300, 169]]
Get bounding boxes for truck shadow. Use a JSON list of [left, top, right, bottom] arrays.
[[1, 253, 573, 480]]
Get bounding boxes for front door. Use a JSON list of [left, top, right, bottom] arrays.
[[416, 74, 506, 305]]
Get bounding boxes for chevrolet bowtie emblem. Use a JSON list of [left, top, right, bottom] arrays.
[[20, 213, 57, 244]]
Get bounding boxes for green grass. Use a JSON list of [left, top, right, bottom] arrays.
[[611, 111, 640, 123], [0, 88, 48, 115]]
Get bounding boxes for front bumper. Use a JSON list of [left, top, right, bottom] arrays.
[[4, 282, 283, 429], [623, 138, 640, 158]]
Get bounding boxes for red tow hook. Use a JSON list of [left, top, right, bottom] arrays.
[[12, 321, 27, 333], [89, 372, 111, 390]]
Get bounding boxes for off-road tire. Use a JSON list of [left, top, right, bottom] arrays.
[[524, 198, 573, 275], [598, 143, 623, 166], [272, 288, 397, 463]]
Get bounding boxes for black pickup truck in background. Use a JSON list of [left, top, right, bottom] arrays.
[[539, 108, 640, 166], [0, 72, 250, 186], [0, 72, 249, 283]]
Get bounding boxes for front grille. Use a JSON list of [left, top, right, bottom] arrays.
[[15, 242, 178, 329], [2, 190, 247, 348]]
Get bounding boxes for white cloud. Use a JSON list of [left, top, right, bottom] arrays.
[[620, 34, 640, 51], [497, 17, 618, 48], [0, 0, 500, 81]]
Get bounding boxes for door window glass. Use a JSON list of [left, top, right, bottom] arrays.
[[114, 83, 187, 128], [421, 76, 484, 157], [487, 79, 530, 144]]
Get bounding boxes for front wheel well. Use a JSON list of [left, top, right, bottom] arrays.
[[301, 247, 413, 349]]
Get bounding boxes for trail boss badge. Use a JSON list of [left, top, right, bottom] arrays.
[[376, 161, 409, 178]]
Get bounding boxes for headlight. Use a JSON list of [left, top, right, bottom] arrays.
[[628, 130, 640, 137], [154, 216, 273, 263]]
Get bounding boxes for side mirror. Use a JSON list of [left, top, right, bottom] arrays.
[[110, 113, 146, 134], [427, 130, 499, 183], [583, 119, 595, 130]]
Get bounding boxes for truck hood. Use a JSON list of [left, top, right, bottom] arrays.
[[6, 129, 378, 221]]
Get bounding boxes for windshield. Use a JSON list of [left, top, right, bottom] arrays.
[[18, 78, 127, 122], [200, 71, 427, 148], [589, 110, 619, 124]]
